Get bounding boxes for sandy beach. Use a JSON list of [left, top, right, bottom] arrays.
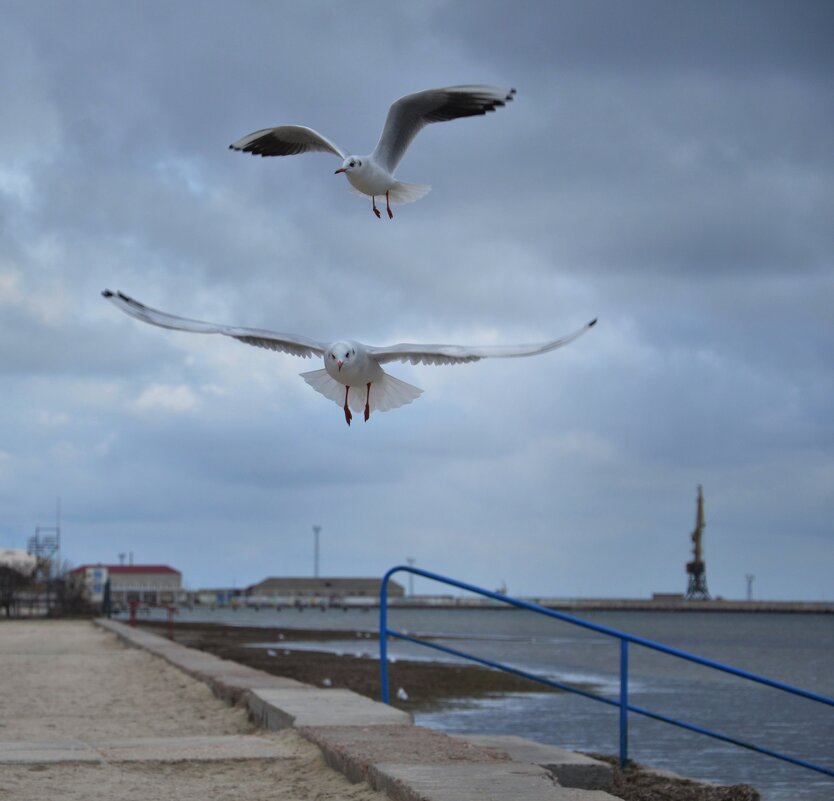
[[0, 619, 385, 801]]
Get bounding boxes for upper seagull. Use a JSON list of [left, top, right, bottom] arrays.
[[103, 290, 596, 427], [229, 85, 516, 219]]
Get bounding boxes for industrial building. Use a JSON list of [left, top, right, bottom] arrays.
[[246, 576, 404, 604], [70, 564, 182, 607]]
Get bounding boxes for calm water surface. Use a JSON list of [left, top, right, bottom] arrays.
[[139, 606, 833, 801]]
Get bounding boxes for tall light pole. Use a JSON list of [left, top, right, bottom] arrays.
[[746, 574, 755, 601], [313, 526, 321, 578], [406, 557, 415, 596]]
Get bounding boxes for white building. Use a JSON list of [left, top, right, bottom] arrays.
[[0, 549, 37, 576], [70, 564, 182, 606]]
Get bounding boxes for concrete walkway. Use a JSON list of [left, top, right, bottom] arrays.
[[0, 619, 620, 801]]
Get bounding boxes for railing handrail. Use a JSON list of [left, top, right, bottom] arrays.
[[379, 564, 834, 780]]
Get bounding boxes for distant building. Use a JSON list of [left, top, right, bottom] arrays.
[[70, 564, 182, 606], [246, 577, 404, 603], [193, 587, 244, 606]]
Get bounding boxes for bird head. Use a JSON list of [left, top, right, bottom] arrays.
[[327, 342, 356, 372], [334, 156, 362, 175]]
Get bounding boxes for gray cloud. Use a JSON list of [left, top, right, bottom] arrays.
[[1, 0, 831, 600]]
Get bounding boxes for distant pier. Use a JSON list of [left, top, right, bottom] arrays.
[[387, 596, 834, 614]]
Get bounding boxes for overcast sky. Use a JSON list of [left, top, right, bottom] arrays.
[[1, 1, 832, 600]]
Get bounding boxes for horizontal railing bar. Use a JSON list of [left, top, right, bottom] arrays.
[[387, 629, 617, 707], [387, 628, 834, 778], [627, 702, 834, 778], [383, 566, 834, 708]]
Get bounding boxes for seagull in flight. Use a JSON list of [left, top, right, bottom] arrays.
[[103, 290, 596, 426], [229, 85, 516, 219]]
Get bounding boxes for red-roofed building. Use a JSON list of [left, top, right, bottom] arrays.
[[70, 564, 182, 607]]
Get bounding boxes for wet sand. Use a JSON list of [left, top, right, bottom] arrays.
[[138, 620, 564, 711]]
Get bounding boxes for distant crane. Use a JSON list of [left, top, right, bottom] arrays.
[[686, 485, 711, 600]]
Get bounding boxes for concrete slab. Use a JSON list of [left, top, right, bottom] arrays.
[[301, 724, 508, 785], [1, 736, 295, 765], [94, 619, 305, 704], [92, 734, 292, 763], [204, 670, 307, 704], [248, 688, 412, 730], [0, 740, 100, 764], [370, 762, 618, 801], [452, 734, 614, 790], [92, 619, 622, 801]]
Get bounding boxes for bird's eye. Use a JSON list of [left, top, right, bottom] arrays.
[[330, 353, 335, 359], [349, 161, 355, 167]]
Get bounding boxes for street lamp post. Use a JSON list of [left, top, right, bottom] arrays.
[[313, 526, 321, 578], [406, 557, 415, 596]]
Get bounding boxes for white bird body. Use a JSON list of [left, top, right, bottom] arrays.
[[230, 85, 516, 218], [103, 290, 596, 426], [322, 340, 384, 386], [341, 161, 396, 198]]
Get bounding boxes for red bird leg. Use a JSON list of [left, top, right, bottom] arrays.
[[372, 196, 381, 219], [343, 386, 352, 426], [386, 191, 393, 219], [364, 382, 371, 422]]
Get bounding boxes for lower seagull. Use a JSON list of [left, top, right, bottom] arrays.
[[103, 290, 597, 426]]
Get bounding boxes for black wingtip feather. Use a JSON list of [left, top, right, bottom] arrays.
[[102, 289, 113, 298], [589, 318, 598, 327]]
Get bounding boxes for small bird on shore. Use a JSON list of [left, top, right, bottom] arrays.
[[103, 290, 596, 426], [229, 85, 516, 219]]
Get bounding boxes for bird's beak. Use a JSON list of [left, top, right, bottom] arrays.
[[334, 167, 347, 174], [337, 360, 343, 371]]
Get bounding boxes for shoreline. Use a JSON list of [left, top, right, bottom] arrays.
[[138, 619, 762, 800], [136, 598, 834, 615], [138, 621, 572, 712]]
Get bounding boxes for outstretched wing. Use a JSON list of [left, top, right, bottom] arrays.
[[368, 319, 597, 366], [372, 85, 516, 173], [229, 125, 346, 159], [102, 290, 326, 359]]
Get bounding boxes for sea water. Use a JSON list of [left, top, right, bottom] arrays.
[[137, 605, 833, 801]]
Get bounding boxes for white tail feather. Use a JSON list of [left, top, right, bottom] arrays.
[[388, 181, 431, 205], [300, 369, 423, 413], [346, 182, 431, 205]]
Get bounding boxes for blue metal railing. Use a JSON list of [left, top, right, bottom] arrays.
[[379, 565, 834, 778]]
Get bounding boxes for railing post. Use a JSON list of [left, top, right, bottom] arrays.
[[379, 572, 390, 704], [619, 638, 629, 769], [128, 598, 139, 627]]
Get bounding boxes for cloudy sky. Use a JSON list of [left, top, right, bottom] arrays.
[[1, 1, 832, 600]]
